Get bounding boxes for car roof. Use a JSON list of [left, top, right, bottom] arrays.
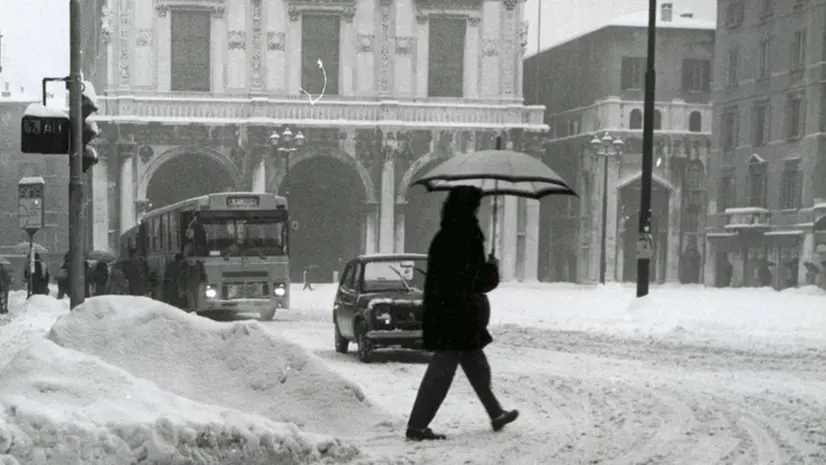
[[355, 253, 427, 262]]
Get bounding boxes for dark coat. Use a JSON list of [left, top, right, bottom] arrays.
[[24, 258, 50, 296], [422, 216, 499, 352]]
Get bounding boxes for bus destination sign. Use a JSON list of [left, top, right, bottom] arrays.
[[226, 196, 260, 209]]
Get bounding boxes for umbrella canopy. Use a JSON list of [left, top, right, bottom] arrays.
[[87, 249, 117, 263], [12, 241, 48, 255], [411, 149, 577, 199]]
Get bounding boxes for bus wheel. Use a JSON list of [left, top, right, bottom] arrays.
[[259, 308, 276, 321]]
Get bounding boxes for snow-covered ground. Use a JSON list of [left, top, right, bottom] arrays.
[[0, 283, 824, 464]]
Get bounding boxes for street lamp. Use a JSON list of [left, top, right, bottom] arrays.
[[590, 132, 624, 284], [268, 127, 305, 199]]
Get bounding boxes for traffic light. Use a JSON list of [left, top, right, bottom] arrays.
[[80, 81, 100, 173]]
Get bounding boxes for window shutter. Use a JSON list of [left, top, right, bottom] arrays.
[[621, 58, 632, 90]]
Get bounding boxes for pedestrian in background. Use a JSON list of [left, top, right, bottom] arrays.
[[23, 253, 50, 297], [405, 186, 518, 441]]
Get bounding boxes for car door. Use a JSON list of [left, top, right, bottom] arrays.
[[335, 263, 357, 339]]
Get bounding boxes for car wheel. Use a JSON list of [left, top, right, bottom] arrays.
[[334, 318, 349, 354], [259, 307, 276, 321], [355, 320, 372, 363]]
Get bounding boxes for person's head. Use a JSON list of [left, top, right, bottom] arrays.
[[34, 253, 41, 261], [441, 186, 483, 225]]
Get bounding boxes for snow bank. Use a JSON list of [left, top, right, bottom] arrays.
[[0, 339, 362, 465], [47, 296, 391, 437], [0, 295, 67, 371]]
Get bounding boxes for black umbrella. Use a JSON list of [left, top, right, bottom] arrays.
[[411, 139, 575, 257]]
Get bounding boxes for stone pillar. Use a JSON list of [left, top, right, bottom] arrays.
[[666, 183, 682, 282], [286, 8, 302, 95], [227, 0, 247, 90], [703, 238, 716, 286], [414, 13, 429, 97], [341, 9, 356, 96], [379, 154, 396, 253], [605, 160, 620, 281], [523, 199, 540, 281], [500, 196, 518, 281], [798, 232, 815, 286], [393, 0, 413, 96], [480, 1, 501, 98], [354, 5, 375, 94], [119, 154, 135, 234], [211, 7, 227, 93], [364, 202, 379, 254], [394, 203, 406, 253], [92, 154, 110, 251], [252, 159, 266, 193], [134, 2, 154, 88], [464, 16, 481, 99], [265, 0, 287, 93], [156, 6, 172, 92]]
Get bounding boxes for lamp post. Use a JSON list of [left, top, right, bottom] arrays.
[[590, 132, 624, 284], [268, 127, 305, 199]]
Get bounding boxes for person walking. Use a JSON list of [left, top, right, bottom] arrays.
[[23, 253, 50, 297], [0, 262, 10, 314], [92, 261, 110, 296], [302, 265, 314, 291], [405, 186, 518, 441]]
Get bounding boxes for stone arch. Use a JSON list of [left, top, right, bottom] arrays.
[[396, 151, 451, 203], [269, 147, 376, 203], [815, 215, 826, 231], [137, 145, 241, 202]]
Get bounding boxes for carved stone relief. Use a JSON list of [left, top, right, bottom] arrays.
[[415, 11, 428, 24], [501, 7, 515, 95], [379, 4, 392, 92], [519, 20, 529, 55], [211, 6, 225, 18], [119, 0, 132, 85], [155, 5, 169, 16], [251, 0, 264, 89], [395, 36, 414, 55], [482, 39, 497, 57], [288, 5, 300, 21], [267, 32, 285, 51], [342, 6, 356, 23], [135, 29, 152, 47], [358, 34, 375, 53], [468, 15, 481, 26], [228, 31, 246, 50]]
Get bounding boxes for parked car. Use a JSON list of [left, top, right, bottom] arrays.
[[333, 253, 427, 362]]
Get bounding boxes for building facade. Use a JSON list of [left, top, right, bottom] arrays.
[[524, 2, 715, 284], [88, 0, 546, 281], [707, 0, 826, 289]]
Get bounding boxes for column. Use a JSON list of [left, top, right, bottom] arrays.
[[364, 203, 379, 254], [354, 4, 375, 94], [480, 1, 500, 98], [341, 12, 356, 96], [211, 7, 227, 93], [464, 16, 480, 99], [265, 0, 287, 93], [252, 159, 266, 193], [393, 0, 413, 96], [119, 155, 135, 234], [500, 196, 518, 281], [134, 2, 154, 88], [286, 10, 302, 95], [414, 15, 429, 97], [92, 154, 110, 250], [604, 160, 620, 281], [379, 156, 396, 253], [227, 0, 247, 90], [156, 6, 171, 92], [394, 203, 406, 252], [666, 185, 682, 282], [523, 199, 540, 281]]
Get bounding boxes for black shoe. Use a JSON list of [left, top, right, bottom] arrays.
[[406, 427, 447, 441], [491, 409, 519, 432]]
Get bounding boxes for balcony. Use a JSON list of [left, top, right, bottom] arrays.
[[723, 207, 771, 231], [92, 94, 548, 131]]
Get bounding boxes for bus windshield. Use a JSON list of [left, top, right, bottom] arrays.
[[199, 215, 287, 257]]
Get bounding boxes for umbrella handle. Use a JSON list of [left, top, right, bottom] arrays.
[[490, 191, 498, 259]]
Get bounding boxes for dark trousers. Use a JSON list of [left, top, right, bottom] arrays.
[[408, 349, 502, 429]]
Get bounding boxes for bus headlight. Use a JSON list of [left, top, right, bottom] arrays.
[[205, 286, 217, 299], [273, 284, 286, 297]]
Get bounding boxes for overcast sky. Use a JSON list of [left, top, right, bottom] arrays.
[[0, 0, 716, 102]]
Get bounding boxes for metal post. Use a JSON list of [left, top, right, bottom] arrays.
[[636, 0, 657, 297], [27, 234, 35, 299], [68, 0, 86, 308], [599, 153, 609, 284], [285, 151, 291, 199]]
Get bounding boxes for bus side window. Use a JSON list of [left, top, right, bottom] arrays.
[[169, 213, 178, 252], [159, 214, 165, 250], [180, 211, 193, 256]]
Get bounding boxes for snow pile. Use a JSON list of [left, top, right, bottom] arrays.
[[47, 296, 391, 437], [0, 339, 362, 465], [0, 294, 67, 371]]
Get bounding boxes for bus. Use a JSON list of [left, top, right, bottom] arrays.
[[120, 192, 290, 320]]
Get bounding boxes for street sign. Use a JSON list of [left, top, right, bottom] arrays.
[[18, 177, 46, 233], [20, 103, 70, 154]]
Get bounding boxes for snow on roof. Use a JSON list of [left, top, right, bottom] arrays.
[[526, 5, 715, 60], [18, 176, 45, 185], [23, 103, 68, 118]]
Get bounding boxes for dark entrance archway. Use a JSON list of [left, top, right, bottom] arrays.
[[145, 151, 237, 211], [280, 156, 365, 283], [618, 179, 670, 283]]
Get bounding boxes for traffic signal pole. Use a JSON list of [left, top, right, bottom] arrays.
[[68, 0, 86, 308]]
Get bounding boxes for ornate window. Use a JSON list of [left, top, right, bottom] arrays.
[[688, 111, 702, 132], [682, 160, 704, 232], [428, 16, 466, 97], [780, 159, 802, 209], [170, 9, 212, 92], [719, 168, 736, 211], [302, 14, 340, 95], [748, 154, 768, 208], [629, 109, 642, 129]]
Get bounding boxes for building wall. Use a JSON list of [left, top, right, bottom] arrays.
[[524, 22, 715, 283], [708, 0, 826, 289]]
